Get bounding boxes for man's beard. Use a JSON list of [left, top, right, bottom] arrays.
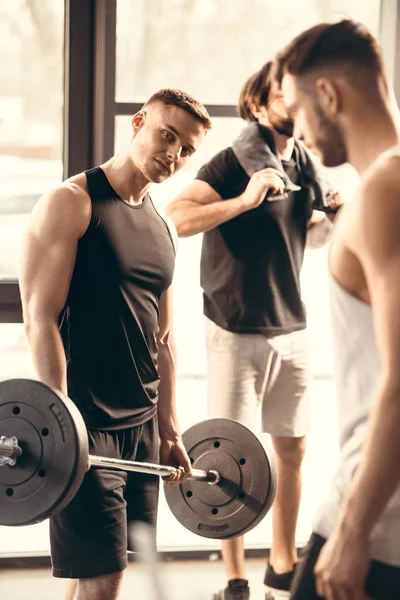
[[313, 104, 348, 167], [267, 107, 294, 138]]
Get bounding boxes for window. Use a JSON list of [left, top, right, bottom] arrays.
[[0, 0, 64, 280], [0, 0, 64, 557]]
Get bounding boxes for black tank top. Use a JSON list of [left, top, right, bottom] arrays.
[[60, 167, 176, 430]]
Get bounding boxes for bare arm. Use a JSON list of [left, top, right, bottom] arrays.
[[156, 285, 191, 479], [166, 168, 285, 237], [19, 184, 91, 394], [336, 169, 400, 540], [156, 285, 179, 439]]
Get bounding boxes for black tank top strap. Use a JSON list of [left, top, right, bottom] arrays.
[[85, 167, 120, 200]]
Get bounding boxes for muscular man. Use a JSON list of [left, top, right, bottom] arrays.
[[274, 19, 400, 600], [19, 89, 211, 600], [166, 64, 340, 600]]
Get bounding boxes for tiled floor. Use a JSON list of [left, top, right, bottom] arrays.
[[0, 557, 269, 600]]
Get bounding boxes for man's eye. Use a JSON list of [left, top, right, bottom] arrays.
[[163, 131, 174, 142], [181, 147, 191, 158]]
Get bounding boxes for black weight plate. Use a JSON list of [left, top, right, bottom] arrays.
[[164, 418, 277, 539], [0, 379, 88, 526]]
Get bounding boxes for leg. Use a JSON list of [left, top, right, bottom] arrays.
[[50, 430, 129, 585], [205, 318, 259, 597], [260, 330, 310, 596], [270, 435, 306, 573], [221, 536, 246, 580], [77, 571, 124, 600], [65, 579, 78, 600]]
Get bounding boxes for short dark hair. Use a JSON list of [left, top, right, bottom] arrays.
[[237, 62, 272, 122], [273, 20, 385, 91], [143, 88, 212, 131]]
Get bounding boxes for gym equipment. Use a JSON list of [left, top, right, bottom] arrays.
[[0, 379, 277, 539]]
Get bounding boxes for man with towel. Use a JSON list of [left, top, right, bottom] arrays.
[[166, 63, 341, 600]]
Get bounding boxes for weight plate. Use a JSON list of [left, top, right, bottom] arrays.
[[164, 418, 277, 539], [0, 379, 88, 526]]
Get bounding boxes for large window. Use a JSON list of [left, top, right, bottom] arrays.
[[0, 0, 390, 558], [0, 0, 64, 281], [0, 0, 64, 556]]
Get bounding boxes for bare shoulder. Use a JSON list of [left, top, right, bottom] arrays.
[[32, 173, 92, 237], [352, 156, 400, 256], [359, 155, 400, 210]]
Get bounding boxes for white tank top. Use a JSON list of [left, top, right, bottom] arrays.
[[314, 146, 400, 566]]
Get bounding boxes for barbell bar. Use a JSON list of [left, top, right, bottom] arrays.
[[0, 378, 277, 539]]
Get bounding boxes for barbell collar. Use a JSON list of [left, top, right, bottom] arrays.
[[0, 436, 22, 466]]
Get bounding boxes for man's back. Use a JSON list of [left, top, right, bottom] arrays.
[[315, 148, 400, 564]]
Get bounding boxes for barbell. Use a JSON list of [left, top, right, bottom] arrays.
[[0, 378, 277, 539]]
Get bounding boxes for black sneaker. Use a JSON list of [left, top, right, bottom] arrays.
[[264, 563, 297, 599], [213, 578, 250, 600]]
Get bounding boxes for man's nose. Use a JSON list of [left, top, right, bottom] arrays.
[[167, 145, 181, 163]]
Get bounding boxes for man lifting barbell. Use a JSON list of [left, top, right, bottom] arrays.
[[16, 89, 211, 600]]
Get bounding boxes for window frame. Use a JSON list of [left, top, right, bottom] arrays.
[[0, 0, 397, 319]]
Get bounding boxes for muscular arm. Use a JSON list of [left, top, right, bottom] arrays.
[[156, 286, 180, 439], [19, 184, 91, 394], [337, 169, 400, 540], [165, 180, 246, 237]]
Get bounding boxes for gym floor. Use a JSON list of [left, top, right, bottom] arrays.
[[0, 557, 267, 599]]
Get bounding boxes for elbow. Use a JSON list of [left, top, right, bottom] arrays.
[[165, 203, 196, 238]]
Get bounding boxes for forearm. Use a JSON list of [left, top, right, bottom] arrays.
[[24, 318, 68, 395], [156, 337, 180, 439], [167, 195, 247, 237], [338, 379, 400, 538]]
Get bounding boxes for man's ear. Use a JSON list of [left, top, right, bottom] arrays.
[[316, 78, 341, 117], [132, 110, 146, 134]]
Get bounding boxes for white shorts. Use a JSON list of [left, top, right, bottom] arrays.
[[205, 319, 311, 438]]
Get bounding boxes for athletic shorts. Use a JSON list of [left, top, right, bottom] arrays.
[[50, 415, 160, 579], [291, 533, 400, 599], [206, 319, 310, 437]]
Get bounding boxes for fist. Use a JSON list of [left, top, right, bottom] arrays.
[[241, 168, 285, 210]]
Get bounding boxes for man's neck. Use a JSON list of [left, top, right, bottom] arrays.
[[257, 118, 294, 160], [273, 130, 295, 161], [102, 151, 150, 205], [347, 107, 400, 176]]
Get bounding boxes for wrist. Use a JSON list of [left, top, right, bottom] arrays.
[[337, 506, 370, 543], [238, 193, 250, 212], [158, 418, 181, 441]]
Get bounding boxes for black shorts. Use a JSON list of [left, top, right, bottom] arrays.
[[50, 416, 160, 579], [291, 532, 400, 600]]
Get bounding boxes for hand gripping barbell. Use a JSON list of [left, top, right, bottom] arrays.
[[0, 379, 277, 539]]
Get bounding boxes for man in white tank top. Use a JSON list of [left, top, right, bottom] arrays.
[[272, 19, 400, 600]]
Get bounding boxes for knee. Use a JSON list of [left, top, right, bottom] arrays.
[[272, 436, 306, 469]]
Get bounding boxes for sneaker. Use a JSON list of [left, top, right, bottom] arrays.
[[264, 563, 297, 599], [213, 578, 250, 600]]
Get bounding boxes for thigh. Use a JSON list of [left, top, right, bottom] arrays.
[[50, 430, 128, 579], [125, 416, 160, 551], [290, 533, 326, 599], [205, 317, 260, 429], [261, 329, 310, 437]]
